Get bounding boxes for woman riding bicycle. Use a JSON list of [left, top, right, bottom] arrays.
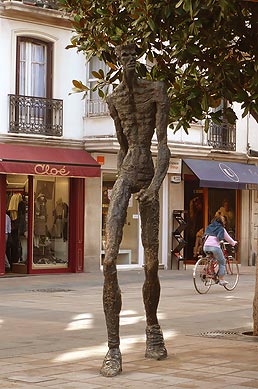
[[203, 215, 237, 286]]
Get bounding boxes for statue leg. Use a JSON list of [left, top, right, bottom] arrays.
[[100, 178, 131, 377], [139, 197, 167, 360]]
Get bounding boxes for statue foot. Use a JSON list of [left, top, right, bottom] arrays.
[[100, 348, 122, 377], [145, 324, 167, 360]]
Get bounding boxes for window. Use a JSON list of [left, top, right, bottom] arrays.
[[16, 37, 52, 98], [33, 177, 69, 269], [208, 99, 236, 151], [10, 37, 62, 136], [86, 57, 110, 116]]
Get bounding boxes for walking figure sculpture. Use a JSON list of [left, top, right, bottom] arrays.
[[100, 43, 171, 377]]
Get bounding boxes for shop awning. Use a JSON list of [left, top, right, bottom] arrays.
[[183, 159, 258, 189], [0, 143, 100, 178]]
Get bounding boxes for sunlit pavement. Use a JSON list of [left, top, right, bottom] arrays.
[[0, 266, 257, 388]]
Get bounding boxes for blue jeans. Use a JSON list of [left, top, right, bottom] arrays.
[[204, 245, 225, 276]]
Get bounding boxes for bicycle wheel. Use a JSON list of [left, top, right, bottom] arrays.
[[224, 258, 239, 290], [193, 257, 212, 294]]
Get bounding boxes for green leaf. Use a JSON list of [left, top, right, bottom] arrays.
[[99, 68, 104, 78], [91, 71, 103, 79], [224, 107, 237, 124], [107, 61, 117, 70], [72, 80, 88, 91], [175, 0, 184, 8], [148, 18, 156, 32], [98, 89, 105, 98], [204, 118, 210, 133], [201, 93, 209, 112]]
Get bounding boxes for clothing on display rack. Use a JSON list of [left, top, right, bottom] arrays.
[[52, 198, 69, 241]]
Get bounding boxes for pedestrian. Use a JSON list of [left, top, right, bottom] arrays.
[[5, 212, 11, 271], [203, 215, 237, 285]]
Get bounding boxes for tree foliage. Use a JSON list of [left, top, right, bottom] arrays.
[[59, 0, 258, 132]]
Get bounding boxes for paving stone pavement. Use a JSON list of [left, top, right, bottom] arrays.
[[0, 266, 258, 388]]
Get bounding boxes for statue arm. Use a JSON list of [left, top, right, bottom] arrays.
[[107, 96, 128, 171], [152, 86, 170, 191]]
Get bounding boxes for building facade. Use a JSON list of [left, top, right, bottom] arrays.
[[0, 0, 100, 276], [84, 90, 258, 271], [1, 0, 258, 276]]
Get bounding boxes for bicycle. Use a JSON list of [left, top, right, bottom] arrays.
[[193, 241, 239, 294]]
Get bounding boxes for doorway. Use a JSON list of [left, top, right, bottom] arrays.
[[5, 175, 29, 274]]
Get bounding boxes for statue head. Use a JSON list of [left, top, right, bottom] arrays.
[[115, 43, 137, 72]]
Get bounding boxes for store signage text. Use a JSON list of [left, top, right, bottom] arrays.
[[34, 164, 70, 176], [168, 158, 181, 174]]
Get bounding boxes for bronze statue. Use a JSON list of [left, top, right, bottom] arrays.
[[100, 43, 171, 377]]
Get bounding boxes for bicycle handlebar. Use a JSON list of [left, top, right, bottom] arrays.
[[220, 240, 238, 253]]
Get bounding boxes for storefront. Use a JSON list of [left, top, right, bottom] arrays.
[[170, 158, 258, 269], [0, 143, 100, 276]]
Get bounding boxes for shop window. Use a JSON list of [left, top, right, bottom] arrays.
[[184, 183, 204, 261], [32, 177, 69, 269], [208, 188, 236, 238]]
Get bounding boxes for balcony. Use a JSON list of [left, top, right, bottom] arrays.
[[207, 121, 236, 151], [9, 94, 63, 137], [86, 99, 109, 117]]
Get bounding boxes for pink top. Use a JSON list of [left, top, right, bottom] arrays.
[[204, 229, 237, 248]]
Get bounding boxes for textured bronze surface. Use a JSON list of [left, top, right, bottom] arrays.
[[101, 43, 170, 377]]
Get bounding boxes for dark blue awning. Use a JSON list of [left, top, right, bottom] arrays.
[[183, 159, 258, 189]]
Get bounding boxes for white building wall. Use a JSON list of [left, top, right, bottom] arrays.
[[235, 103, 248, 154], [0, 16, 85, 140], [235, 103, 258, 154], [83, 116, 115, 138], [0, 17, 13, 133]]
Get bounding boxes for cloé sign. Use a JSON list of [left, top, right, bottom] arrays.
[[34, 164, 70, 176], [0, 143, 101, 178]]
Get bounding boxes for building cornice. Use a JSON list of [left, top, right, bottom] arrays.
[[0, 134, 83, 149], [0, 1, 72, 28], [83, 136, 213, 158], [83, 136, 250, 163]]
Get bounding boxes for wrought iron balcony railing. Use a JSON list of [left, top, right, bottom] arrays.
[[86, 99, 110, 117], [207, 121, 236, 151], [9, 94, 63, 137]]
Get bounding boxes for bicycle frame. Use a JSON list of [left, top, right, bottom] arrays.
[[193, 241, 239, 294]]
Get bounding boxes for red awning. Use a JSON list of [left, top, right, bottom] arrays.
[[0, 143, 100, 178]]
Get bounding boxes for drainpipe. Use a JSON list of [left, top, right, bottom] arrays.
[[249, 189, 254, 266], [246, 112, 250, 153], [246, 113, 254, 265]]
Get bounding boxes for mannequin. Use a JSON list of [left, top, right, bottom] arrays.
[[34, 193, 47, 247], [52, 198, 68, 240]]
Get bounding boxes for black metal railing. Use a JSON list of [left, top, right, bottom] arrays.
[[207, 121, 236, 151], [87, 99, 109, 117], [9, 94, 63, 136]]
